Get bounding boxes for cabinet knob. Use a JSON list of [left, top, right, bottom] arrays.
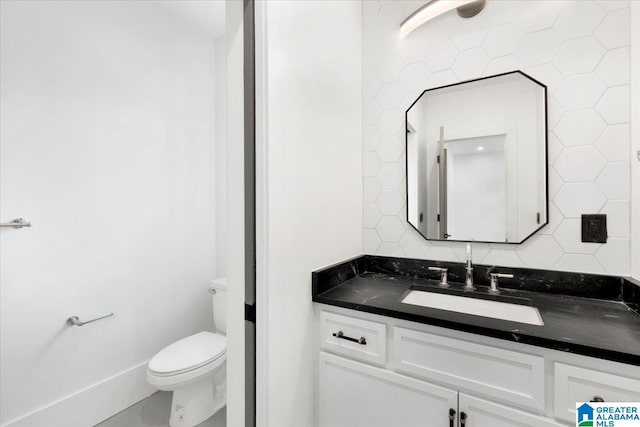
[[460, 412, 467, 427], [591, 396, 605, 402], [448, 408, 456, 427]]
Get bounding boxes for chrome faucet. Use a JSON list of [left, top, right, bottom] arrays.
[[464, 243, 475, 291]]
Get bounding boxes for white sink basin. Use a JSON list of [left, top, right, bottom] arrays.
[[401, 290, 544, 326]]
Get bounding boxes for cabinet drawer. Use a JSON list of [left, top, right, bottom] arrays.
[[393, 327, 545, 412], [554, 363, 640, 423], [320, 311, 386, 365]]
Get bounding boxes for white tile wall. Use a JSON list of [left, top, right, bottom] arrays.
[[363, 0, 631, 275]]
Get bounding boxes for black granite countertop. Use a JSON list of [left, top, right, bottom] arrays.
[[312, 255, 640, 366]]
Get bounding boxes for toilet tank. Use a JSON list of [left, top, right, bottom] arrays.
[[210, 278, 227, 334]]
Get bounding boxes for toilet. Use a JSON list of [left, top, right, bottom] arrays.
[[147, 278, 227, 427]]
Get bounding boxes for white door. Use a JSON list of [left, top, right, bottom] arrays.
[[319, 352, 458, 427], [458, 394, 564, 427]]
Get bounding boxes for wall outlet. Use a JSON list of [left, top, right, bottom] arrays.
[[581, 214, 607, 243]]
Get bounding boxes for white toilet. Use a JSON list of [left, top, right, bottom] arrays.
[[147, 278, 227, 427]]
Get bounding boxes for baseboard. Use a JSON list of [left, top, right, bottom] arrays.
[[1, 361, 156, 427]]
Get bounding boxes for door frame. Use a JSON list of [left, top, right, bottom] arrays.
[[225, 0, 257, 426]]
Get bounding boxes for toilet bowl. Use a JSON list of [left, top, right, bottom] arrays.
[[147, 279, 227, 427]]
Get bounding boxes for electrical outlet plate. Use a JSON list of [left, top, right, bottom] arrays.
[[581, 214, 607, 244]]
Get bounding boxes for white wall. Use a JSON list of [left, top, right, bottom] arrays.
[[256, 1, 363, 426], [631, 2, 640, 280], [406, 100, 430, 237], [363, 0, 633, 275], [215, 36, 229, 276], [0, 2, 220, 425]]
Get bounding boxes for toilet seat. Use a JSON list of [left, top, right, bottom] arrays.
[[148, 331, 226, 377]]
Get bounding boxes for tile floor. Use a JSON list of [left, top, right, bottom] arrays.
[[95, 391, 226, 427]]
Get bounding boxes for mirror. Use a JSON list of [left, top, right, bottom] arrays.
[[405, 71, 548, 244]]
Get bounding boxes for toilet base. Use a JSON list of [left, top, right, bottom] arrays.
[[169, 380, 225, 427]]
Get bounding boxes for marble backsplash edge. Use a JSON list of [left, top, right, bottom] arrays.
[[315, 254, 627, 301], [623, 276, 640, 309], [312, 255, 367, 296]]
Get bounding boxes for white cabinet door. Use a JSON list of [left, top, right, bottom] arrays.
[[458, 394, 564, 427], [319, 352, 458, 427]]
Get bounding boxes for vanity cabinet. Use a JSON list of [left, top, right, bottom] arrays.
[[319, 351, 564, 427], [317, 308, 639, 427]]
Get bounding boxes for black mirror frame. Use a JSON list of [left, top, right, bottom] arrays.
[[404, 70, 549, 245]]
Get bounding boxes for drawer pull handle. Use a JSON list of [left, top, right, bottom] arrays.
[[460, 412, 467, 427], [591, 396, 605, 402], [332, 330, 366, 345], [449, 408, 456, 427]]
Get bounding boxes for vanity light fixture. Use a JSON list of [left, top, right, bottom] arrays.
[[400, 0, 486, 37], [477, 146, 485, 151]]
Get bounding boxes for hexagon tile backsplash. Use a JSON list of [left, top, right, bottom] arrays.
[[362, 0, 631, 275]]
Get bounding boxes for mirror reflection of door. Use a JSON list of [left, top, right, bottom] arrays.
[[437, 127, 448, 240], [444, 133, 507, 242]]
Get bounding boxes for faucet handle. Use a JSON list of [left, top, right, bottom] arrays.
[[428, 267, 449, 287], [489, 273, 514, 293]]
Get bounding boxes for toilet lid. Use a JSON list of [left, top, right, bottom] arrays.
[[149, 331, 226, 375]]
